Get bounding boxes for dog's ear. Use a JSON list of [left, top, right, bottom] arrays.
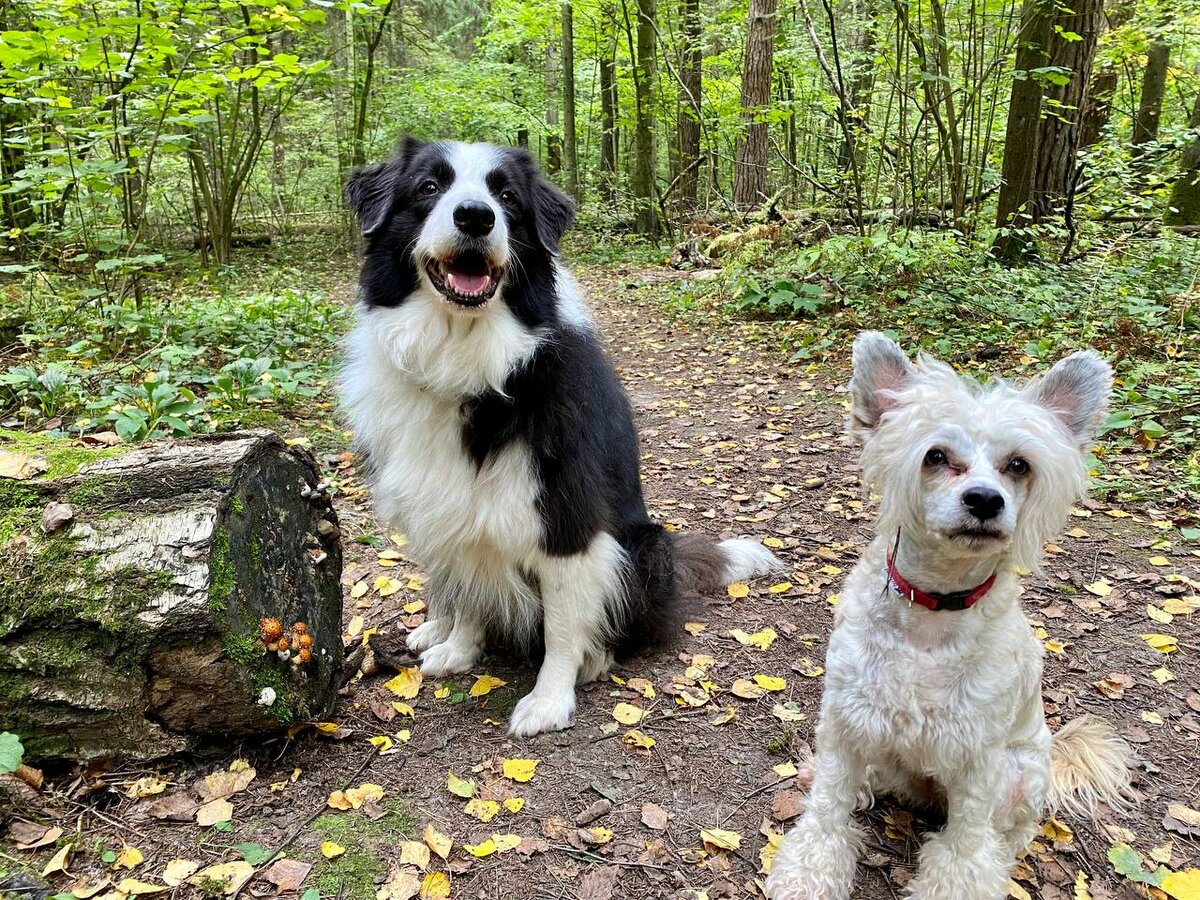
[[344, 137, 430, 238], [533, 177, 576, 253], [849, 331, 915, 438], [344, 159, 397, 239], [1026, 350, 1113, 447]]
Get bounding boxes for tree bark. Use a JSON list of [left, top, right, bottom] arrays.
[[677, 0, 703, 215], [733, 0, 778, 210], [1132, 42, 1169, 163], [545, 42, 562, 176], [1166, 79, 1200, 226], [0, 430, 344, 762], [600, 51, 619, 199], [632, 0, 660, 235], [992, 0, 1055, 262], [1029, 0, 1103, 221], [1078, 0, 1135, 149], [562, 2, 579, 199]]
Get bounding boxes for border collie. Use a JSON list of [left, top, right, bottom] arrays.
[[341, 139, 781, 736]]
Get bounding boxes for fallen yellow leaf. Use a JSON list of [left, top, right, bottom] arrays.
[[423, 824, 452, 860], [727, 582, 750, 599], [469, 675, 506, 697], [612, 703, 646, 725], [752, 674, 786, 692], [731, 627, 777, 650], [115, 845, 144, 870], [446, 771, 475, 799], [622, 729, 656, 749], [501, 758, 538, 783], [384, 668, 423, 700], [1162, 869, 1200, 900], [1084, 579, 1113, 597], [1141, 633, 1179, 653], [321, 841, 346, 859], [420, 872, 451, 899], [465, 798, 500, 822], [700, 827, 742, 851]]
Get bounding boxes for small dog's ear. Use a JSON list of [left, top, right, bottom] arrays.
[[533, 177, 576, 253], [1026, 350, 1113, 446], [344, 160, 397, 238], [849, 331, 915, 438]]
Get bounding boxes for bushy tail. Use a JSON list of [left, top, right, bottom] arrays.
[[672, 533, 784, 594], [1049, 715, 1135, 817]]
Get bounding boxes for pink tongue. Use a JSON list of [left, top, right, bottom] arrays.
[[446, 271, 490, 295]]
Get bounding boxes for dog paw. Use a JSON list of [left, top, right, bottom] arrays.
[[407, 618, 450, 653], [418, 641, 478, 676], [508, 689, 576, 737], [764, 816, 858, 900]]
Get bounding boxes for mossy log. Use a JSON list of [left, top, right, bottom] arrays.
[[0, 429, 343, 762]]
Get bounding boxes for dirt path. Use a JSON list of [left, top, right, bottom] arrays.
[[8, 267, 1199, 900]]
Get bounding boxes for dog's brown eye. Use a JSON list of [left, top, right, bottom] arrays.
[[1007, 457, 1030, 476], [924, 448, 948, 467], [499, 190, 517, 206], [419, 180, 439, 196]]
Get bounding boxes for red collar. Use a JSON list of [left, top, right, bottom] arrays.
[[885, 551, 996, 612]]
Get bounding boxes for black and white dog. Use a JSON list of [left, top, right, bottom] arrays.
[[341, 139, 780, 736]]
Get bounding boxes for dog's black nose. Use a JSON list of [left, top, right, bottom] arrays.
[[963, 488, 1005, 520], [453, 201, 495, 237]]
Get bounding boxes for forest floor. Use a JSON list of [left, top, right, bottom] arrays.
[[6, 261, 1200, 900]]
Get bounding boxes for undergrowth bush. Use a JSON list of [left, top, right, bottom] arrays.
[[0, 261, 346, 441]]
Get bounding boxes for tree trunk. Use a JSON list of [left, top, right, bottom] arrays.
[[837, 2, 876, 173], [632, 0, 659, 235], [1132, 42, 1169, 163], [1078, 0, 1135, 149], [1029, 0, 1103, 221], [562, 2, 579, 199], [677, 0, 703, 215], [1166, 79, 1200, 226], [545, 42, 562, 176], [0, 430, 344, 762], [733, 0, 778, 210], [600, 51, 619, 199], [992, 0, 1055, 262]]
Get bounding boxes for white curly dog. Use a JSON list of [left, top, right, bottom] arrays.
[[765, 333, 1133, 900]]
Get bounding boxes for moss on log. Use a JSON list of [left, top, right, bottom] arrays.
[[0, 430, 343, 762]]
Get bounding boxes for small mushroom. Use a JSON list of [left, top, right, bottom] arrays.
[[259, 617, 284, 643]]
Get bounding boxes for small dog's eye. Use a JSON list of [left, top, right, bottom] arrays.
[[419, 180, 439, 196], [924, 448, 948, 467], [1007, 457, 1030, 476], [499, 190, 517, 206]]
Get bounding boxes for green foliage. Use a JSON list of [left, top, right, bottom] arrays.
[[0, 732, 23, 774], [0, 258, 345, 440]]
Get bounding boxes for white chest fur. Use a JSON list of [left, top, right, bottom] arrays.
[[341, 295, 547, 623]]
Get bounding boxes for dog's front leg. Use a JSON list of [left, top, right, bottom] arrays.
[[907, 763, 1011, 900], [417, 614, 482, 676], [766, 736, 867, 900], [508, 546, 614, 737]]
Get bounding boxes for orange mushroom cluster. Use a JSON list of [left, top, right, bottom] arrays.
[[258, 617, 315, 665]]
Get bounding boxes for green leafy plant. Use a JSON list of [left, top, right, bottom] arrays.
[[0, 732, 24, 774]]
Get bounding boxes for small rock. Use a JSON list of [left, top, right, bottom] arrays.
[[40, 501, 74, 534], [574, 798, 612, 826]]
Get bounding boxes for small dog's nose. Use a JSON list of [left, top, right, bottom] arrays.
[[963, 488, 1005, 520], [453, 201, 495, 237]]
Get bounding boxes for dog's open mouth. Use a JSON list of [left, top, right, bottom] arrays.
[[424, 251, 503, 308]]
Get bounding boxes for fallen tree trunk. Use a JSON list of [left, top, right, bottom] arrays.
[[0, 430, 344, 762]]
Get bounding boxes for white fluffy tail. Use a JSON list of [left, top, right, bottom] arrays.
[[1049, 715, 1135, 817], [717, 538, 785, 583]]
